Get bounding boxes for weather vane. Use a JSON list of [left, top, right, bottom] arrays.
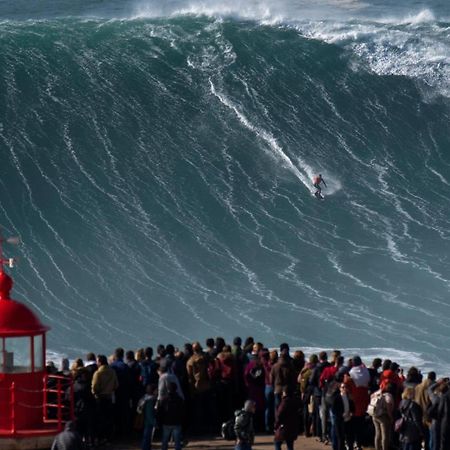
[[0, 229, 20, 272]]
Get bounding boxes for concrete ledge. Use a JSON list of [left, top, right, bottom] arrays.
[[0, 436, 55, 450]]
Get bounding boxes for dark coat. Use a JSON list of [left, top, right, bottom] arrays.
[[310, 361, 330, 396], [275, 396, 301, 442], [399, 399, 424, 444], [271, 356, 296, 395], [73, 376, 95, 420], [51, 421, 83, 450], [437, 390, 450, 450], [157, 392, 184, 426]]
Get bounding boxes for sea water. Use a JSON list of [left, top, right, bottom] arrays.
[[0, 0, 450, 374]]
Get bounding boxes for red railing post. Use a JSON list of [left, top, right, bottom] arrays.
[[43, 374, 48, 421], [10, 382, 15, 436], [57, 378, 62, 432]]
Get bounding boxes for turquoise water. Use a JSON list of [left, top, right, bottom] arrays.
[[0, 0, 450, 371]]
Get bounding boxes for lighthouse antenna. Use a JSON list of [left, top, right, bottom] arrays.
[[0, 228, 20, 272]]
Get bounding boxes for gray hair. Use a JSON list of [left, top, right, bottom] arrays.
[[244, 400, 255, 412]]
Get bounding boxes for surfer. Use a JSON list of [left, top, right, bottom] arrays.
[[313, 174, 327, 197]]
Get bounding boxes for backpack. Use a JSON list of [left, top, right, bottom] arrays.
[[325, 381, 340, 407], [368, 393, 388, 418], [221, 419, 236, 440]]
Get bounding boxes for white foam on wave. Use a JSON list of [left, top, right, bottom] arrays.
[[132, 0, 366, 21], [298, 10, 450, 98], [378, 9, 436, 25], [130, 0, 449, 98]]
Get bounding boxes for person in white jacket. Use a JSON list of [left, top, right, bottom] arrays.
[[349, 356, 370, 387]]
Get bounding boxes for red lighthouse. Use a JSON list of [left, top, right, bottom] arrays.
[[0, 234, 73, 448]]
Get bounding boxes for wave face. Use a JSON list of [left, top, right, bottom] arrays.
[[1, 9, 450, 368]]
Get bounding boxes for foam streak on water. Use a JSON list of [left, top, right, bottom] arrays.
[[0, 7, 449, 367]]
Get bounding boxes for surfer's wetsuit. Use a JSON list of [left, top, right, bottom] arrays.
[[313, 175, 326, 196]]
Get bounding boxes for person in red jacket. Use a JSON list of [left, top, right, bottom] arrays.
[[320, 356, 344, 443], [379, 361, 403, 407]]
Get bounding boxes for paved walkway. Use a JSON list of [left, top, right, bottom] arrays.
[[112, 435, 327, 450]]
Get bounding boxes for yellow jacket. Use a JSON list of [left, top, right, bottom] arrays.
[[91, 364, 119, 399]]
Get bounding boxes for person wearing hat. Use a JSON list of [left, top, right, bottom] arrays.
[[158, 360, 184, 401]]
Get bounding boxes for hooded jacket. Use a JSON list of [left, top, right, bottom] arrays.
[[234, 409, 254, 444], [51, 421, 82, 450]]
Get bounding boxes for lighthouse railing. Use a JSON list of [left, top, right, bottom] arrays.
[[0, 376, 74, 437], [43, 374, 74, 431], [10, 382, 15, 435]]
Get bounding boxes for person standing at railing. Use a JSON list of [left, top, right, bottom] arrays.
[[92, 354, 119, 445]]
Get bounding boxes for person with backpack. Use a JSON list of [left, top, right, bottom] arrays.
[[320, 356, 344, 444], [157, 382, 185, 450], [398, 387, 424, 450], [234, 400, 256, 450], [368, 383, 395, 450], [298, 354, 318, 438]]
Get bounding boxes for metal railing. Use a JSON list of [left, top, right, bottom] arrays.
[[0, 374, 74, 437]]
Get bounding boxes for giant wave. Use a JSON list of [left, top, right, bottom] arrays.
[[0, 3, 450, 372]]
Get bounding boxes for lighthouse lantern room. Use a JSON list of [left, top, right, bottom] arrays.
[[0, 233, 73, 446]]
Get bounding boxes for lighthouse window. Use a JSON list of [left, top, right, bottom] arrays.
[[2, 337, 32, 373], [34, 334, 44, 371]]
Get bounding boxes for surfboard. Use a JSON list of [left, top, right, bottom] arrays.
[[314, 192, 325, 200]]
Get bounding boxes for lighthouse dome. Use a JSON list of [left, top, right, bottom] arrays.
[[0, 271, 49, 337]]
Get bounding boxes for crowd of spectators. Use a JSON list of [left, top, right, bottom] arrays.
[[47, 337, 450, 450]]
